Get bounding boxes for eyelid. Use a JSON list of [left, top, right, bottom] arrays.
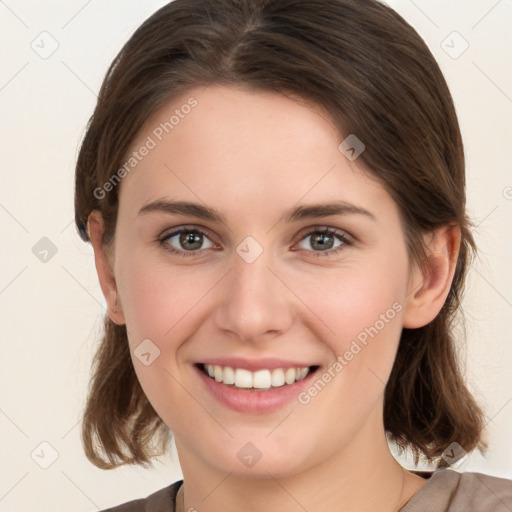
[[159, 224, 218, 242], [158, 223, 353, 242], [293, 225, 354, 245]]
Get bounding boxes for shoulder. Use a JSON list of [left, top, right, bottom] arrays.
[[100, 479, 182, 512], [402, 469, 512, 512], [448, 471, 512, 511]]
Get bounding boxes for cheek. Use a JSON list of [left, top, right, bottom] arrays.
[[114, 253, 217, 428], [116, 251, 215, 342], [299, 254, 406, 326], [292, 257, 408, 387]]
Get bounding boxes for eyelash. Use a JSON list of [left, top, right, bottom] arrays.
[[158, 226, 353, 258]]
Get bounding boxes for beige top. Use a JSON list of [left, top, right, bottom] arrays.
[[102, 469, 512, 511]]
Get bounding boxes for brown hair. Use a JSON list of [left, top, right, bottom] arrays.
[[75, 0, 487, 469]]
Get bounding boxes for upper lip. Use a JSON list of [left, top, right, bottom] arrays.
[[197, 357, 318, 371]]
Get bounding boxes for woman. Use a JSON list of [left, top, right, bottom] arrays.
[[74, 0, 512, 510]]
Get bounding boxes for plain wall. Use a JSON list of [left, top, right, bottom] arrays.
[[0, 1, 511, 510]]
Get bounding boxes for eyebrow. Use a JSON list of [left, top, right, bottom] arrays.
[[138, 199, 376, 223]]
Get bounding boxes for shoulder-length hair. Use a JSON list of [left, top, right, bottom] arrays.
[[74, 0, 487, 469]]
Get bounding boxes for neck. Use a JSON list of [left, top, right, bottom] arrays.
[[175, 410, 426, 512]]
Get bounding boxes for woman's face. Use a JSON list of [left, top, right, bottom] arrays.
[[110, 84, 418, 477]]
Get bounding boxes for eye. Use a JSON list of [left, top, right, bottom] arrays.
[[295, 227, 352, 256], [159, 227, 215, 256], [158, 225, 352, 258]]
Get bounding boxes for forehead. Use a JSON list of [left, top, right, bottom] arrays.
[[116, 84, 394, 223], [133, 84, 342, 163]]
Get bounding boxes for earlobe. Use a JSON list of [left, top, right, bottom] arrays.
[[403, 225, 461, 329], [87, 210, 126, 325]]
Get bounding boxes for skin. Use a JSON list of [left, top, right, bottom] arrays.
[[89, 84, 461, 512]]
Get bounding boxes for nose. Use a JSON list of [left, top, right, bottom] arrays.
[[212, 249, 294, 343]]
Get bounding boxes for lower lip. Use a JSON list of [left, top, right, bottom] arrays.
[[195, 365, 318, 414]]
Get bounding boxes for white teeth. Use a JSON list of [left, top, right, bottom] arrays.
[[223, 366, 235, 385], [285, 368, 296, 385], [234, 368, 253, 388], [298, 367, 309, 380], [203, 364, 312, 389], [252, 370, 271, 389], [271, 368, 285, 387]]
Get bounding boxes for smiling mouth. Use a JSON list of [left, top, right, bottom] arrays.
[[196, 363, 320, 391]]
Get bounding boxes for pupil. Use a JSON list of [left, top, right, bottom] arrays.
[[312, 233, 333, 251], [180, 231, 202, 250]]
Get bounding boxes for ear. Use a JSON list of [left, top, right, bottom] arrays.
[[402, 225, 461, 329], [87, 210, 126, 325]]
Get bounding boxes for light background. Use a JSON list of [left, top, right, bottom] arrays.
[[0, 0, 511, 510]]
